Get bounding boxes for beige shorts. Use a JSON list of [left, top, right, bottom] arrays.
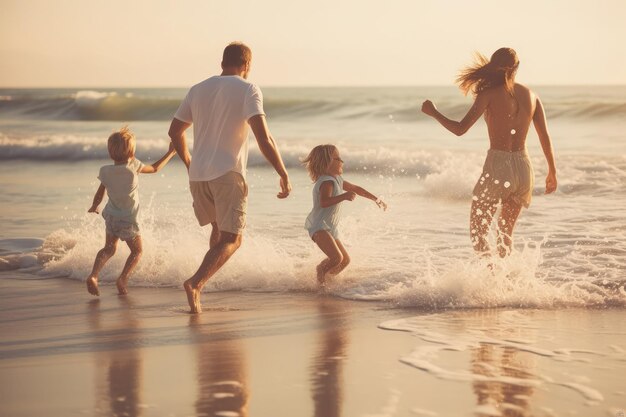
[[473, 149, 534, 208], [189, 171, 248, 234], [103, 213, 140, 242]]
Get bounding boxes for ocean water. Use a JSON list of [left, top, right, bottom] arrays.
[[1, 86, 625, 309]]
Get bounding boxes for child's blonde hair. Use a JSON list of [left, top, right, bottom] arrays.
[[107, 126, 136, 161], [301, 144, 337, 181]]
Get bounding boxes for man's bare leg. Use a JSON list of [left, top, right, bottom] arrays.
[[312, 231, 343, 286], [209, 223, 221, 249], [496, 199, 523, 257], [86, 234, 118, 296], [184, 224, 242, 314], [116, 236, 143, 295]]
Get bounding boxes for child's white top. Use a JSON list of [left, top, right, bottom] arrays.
[[305, 175, 344, 239], [98, 158, 145, 222]]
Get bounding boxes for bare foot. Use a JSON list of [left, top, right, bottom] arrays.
[[86, 276, 100, 296], [184, 279, 202, 314], [116, 278, 128, 295], [318, 281, 329, 295]]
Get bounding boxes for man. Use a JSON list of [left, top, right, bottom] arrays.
[[169, 42, 291, 314]]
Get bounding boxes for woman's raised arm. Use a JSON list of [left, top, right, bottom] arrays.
[[421, 92, 490, 136]]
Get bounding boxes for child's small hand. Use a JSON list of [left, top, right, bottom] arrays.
[[376, 198, 388, 211], [344, 192, 357, 201], [88, 205, 99, 214]]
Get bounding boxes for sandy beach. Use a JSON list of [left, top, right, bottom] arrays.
[[1, 273, 624, 417]]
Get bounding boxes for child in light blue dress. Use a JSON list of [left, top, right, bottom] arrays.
[[302, 144, 387, 285]]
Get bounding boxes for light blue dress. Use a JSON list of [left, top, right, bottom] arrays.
[[305, 175, 344, 239]]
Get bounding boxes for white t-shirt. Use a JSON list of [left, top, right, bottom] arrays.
[[174, 75, 265, 181], [98, 158, 145, 222]]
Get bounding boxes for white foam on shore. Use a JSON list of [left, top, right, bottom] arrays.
[[379, 311, 615, 404], [555, 382, 604, 402], [410, 408, 438, 416], [1, 191, 624, 310]]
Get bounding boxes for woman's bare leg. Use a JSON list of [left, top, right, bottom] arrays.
[[86, 234, 119, 296], [496, 199, 523, 257], [470, 199, 499, 255]]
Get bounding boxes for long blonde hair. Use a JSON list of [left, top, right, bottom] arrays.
[[301, 144, 337, 181], [457, 47, 519, 97]]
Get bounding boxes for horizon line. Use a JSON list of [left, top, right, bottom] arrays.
[[2, 83, 626, 89]]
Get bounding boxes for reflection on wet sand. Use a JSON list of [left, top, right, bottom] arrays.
[[87, 297, 143, 417], [470, 312, 536, 417], [188, 314, 249, 417], [310, 298, 350, 417], [472, 344, 536, 416]]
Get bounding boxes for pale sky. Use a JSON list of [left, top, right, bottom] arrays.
[[1, 0, 625, 87]]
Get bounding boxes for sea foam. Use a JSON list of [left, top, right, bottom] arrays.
[[2, 196, 623, 310]]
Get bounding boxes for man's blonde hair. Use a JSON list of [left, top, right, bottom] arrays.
[[301, 144, 337, 181], [107, 126, 136, 161]]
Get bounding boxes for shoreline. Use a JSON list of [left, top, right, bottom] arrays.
[[1, 274, 625, 417]]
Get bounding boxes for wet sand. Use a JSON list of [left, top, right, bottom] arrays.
[[0, 273, 624, 417]]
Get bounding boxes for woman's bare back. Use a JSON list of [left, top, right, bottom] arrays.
[[483, 83, 536, 152]]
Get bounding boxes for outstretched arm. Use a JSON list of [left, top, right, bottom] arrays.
[[168, 118, 192, 170], [343, 180, 387, 210], [320, 181, 355, 208], [140, 143, 177, 174], [421, 92, 489, 136], [248, 114, 291, 198], [88, 183, 106, 214], [532, 97, 557, 194]]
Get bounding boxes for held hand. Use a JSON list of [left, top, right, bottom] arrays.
[[88, 205, 99, 214], [421, 100, 437, 117], [344, 192, 357, 202], [545, 172, 557, 194], [375, 198, 388, 211], [277, 175, 291, 199]]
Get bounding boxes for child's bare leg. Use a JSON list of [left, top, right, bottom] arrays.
[[328, 239, 350, 275], [496, 199, 522, 258], [86, 234, 118, 296], [116, 236, 143, 295], [469, 199, 498, 255], [312, 231, 343, 285]]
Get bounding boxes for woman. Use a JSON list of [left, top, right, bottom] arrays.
[[421, 47, 557, 256]]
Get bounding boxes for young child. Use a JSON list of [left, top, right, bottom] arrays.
[[86, 126, 176, 296], [302, 144, 387, 286]]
